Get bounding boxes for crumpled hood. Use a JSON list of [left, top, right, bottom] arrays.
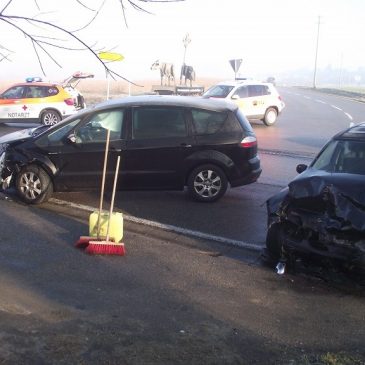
[[285, 168, 365, 232], [0, 125, 50, 145], [0, 128, 36, 144]]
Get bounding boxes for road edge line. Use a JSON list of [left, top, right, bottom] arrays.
[[49, 198, 263, 252]]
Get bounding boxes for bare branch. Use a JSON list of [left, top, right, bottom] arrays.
[[72, 0, 107, 32], [0, 0, 184, 85], [33, 0, 40, 11], [75, 0, 96, 11], [0, 0, 13, 14]]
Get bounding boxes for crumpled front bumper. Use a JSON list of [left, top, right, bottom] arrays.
[[0, 152, 12, 189]]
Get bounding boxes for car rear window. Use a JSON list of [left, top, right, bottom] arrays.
[[191, 109, 227, 134], [132, 107, 187, 139], [191, 109, 244, 135]]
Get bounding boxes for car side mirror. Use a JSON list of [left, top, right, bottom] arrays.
[[231, 95, 239, 100], [296, 164, 307, 174]]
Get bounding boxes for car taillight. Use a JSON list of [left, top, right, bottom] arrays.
[[64, 98, 74, 106], [278, 95, 283, 101], [240, 136, 257, 148]]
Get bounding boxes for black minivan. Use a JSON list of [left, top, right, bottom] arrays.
[[0, 96, 261, 204]]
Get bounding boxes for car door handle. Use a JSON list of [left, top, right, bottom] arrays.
[[181, 143, 192, 148]]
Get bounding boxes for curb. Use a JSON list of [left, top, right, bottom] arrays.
[[49, 198, 264, 252]]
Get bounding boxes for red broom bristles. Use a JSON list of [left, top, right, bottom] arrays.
[[86, 241, 125, 256], [75, 235, 115, 249]]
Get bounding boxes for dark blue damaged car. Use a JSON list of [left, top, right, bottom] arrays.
[[266, 122, 365, 269]]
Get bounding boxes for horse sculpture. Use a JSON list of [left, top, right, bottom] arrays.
[[151, 60, 175, 86], [180, 64, 195, 87]]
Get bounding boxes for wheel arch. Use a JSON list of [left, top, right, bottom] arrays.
[[39, 108, 62, 123], [184, 150, 232, 185], [14, 157, 57, 188]]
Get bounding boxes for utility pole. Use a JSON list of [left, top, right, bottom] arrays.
[[313, 15, 321, 89]]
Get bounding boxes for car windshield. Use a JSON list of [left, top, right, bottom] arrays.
[[203, 85, 234, 98], [312, 139, 365, 175]]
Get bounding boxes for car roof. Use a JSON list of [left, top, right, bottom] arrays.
[[8, 82, 59, 88], [91, 95, 240, 113], [213, 80, 271, 87], [336, 122, 365, 140]]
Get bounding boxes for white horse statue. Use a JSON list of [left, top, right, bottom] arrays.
[[151, 60, 175, 86]]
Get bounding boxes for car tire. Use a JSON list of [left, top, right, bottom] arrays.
[[263, 107, 277, 126], [41, 110, 61, 126], [16, 165, 53, 204], [265, 223, 283, 261], [187, 164, 228, 202]]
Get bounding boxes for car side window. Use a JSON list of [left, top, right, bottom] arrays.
[[132, 107, 186, 139], [191, 109, 228, 135], [263, 85, 271, 95], [75, 110, 124, 143], [248, 85, 264, 97], [234, 86, 248, 98], [36, 119, 82, 147], [2, 86, 24, 99], [25, 86, 45, 98], [312, 140, 339, 172], [336, 141, 365, 175]]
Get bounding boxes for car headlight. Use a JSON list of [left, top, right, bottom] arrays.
[[0, 143, 8, 155], [0, 151, 5, 173]]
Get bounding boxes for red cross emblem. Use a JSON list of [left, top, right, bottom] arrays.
[[22, 105, 28, 111]]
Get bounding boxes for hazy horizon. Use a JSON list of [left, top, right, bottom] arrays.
[[1, 0, 365, 88]]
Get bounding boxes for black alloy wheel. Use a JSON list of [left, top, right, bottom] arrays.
[[15, 164, 53, 204], [187, 164, 228, 202]]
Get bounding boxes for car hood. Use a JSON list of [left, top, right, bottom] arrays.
[[268, 168, 365, 232], [0, 126, 49, 144]]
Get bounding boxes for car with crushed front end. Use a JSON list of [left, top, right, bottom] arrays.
[[0, 95, 262, 204], [266, 122, 365, 269]]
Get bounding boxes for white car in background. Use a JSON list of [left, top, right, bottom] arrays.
[[203, 80, 285, 126]]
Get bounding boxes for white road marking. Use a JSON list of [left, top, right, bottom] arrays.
[[315, 99, 326, 104], [331, 105, 342, 111], [304, 96, 311, 100], [49, 198, 264, 252], [344, 112, 353, 121]]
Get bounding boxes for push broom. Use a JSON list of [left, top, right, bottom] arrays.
[[86, 155, 125, 255], [75, 129, 116, 248]]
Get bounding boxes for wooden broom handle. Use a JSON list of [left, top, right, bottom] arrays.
[[106, 155, 120, 242], [97, 129, 110, 237]]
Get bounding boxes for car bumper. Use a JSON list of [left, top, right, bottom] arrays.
[[230, 166, 262, 187], [0, 152, 12, 189]]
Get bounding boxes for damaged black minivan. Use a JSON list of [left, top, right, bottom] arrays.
[[266, 122, 365, 269], [0, 96, 261, 204]]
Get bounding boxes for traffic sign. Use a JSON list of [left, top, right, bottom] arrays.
[[229, 59, 242, 73]]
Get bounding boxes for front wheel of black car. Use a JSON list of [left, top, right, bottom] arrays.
[[16, 165, 53, 204], [187, 164, 228, 202]]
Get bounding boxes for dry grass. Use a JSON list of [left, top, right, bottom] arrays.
[[0, 77, 222, 105]]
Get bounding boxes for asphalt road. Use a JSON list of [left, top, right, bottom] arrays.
[[1, 87, 365, 248], [0, 194, 364, 365], [0, 88, 364, 364]]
